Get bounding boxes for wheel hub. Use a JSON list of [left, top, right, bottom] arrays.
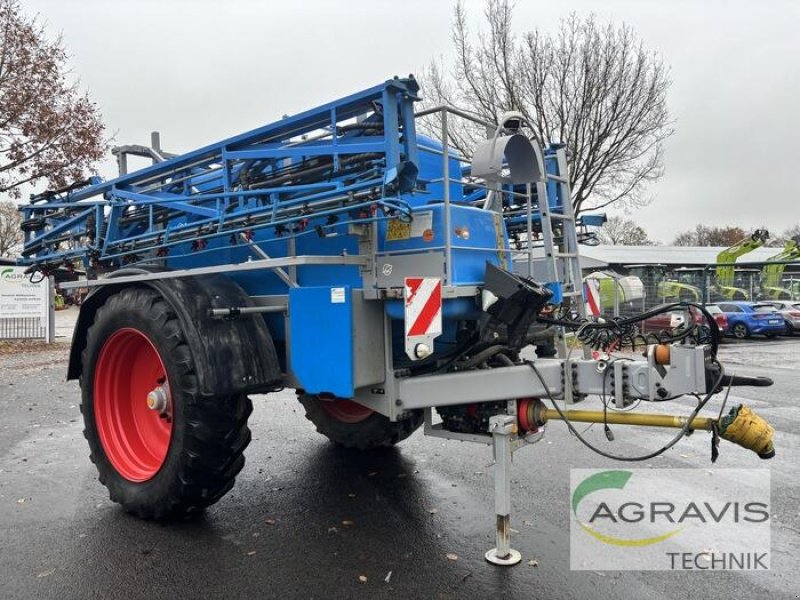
[[147, 384, 171, 415]]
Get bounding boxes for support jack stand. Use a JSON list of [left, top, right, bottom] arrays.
[[485, 415, 522, 566]]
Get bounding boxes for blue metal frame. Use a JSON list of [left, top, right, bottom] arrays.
[[19, 77, 600, 301], [20, 77, 421, 270]]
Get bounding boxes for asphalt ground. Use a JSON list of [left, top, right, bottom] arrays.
[[1, 313, 798, 599]]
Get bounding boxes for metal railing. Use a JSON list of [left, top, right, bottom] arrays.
[[410, 105, 570, 285]]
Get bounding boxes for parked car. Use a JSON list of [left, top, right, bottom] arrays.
[[760, 300, 800, 335], [640, 306, 728, 336], [704, 304, 729, 334], [715, 302, 786, 339]]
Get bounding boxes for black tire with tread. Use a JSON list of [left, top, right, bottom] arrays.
[[732, 322, 749, 339], [299, 394, 422, 450], [81, 287, 252, 520]]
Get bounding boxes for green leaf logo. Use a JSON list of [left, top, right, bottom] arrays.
[[572, 470, 682, 547]]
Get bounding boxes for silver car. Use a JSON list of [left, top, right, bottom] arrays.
[[763, 300, 800, 334]]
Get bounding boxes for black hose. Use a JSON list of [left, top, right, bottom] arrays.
[[453, 345, 512, 370], [540, 301, 720, 357], [525, 326, 557, 342], [721, 374, 773, 387], [526, 359, 726, 462], [496, 353, 515, 367]]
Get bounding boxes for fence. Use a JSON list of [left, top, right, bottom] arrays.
[[0, 267, 55, 342], [586, 261, 800, 318]]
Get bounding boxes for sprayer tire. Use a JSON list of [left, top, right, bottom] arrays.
[[81, 287, 252, 519], [299, 393, 422, 450]]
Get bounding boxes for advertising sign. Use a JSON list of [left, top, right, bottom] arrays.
[[0, 266, 52, 340], [0, 267, 47, 321]]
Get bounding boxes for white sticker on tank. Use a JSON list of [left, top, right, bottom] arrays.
[[410, 211, 433, 237], [331, 287, 346, 304]]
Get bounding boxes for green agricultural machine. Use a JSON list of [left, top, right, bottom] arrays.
[[760, 237, 800, 300], [713, 229, 769, 300]]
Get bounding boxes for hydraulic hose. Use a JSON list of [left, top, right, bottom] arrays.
[[721, 374, 774, 387]]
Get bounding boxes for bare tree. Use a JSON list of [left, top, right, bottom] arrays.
[[672, 225, 747, 247], [597, 215, 655, 245], [0, 0, 105, 198], [770, 224, 800, 247], [423, 1, 673, 216], [0, 200, 21, 256]]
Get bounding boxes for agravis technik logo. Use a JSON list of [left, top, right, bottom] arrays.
[[570, 469, 771, 571]]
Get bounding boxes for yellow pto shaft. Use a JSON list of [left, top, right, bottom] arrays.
[[537, 407, 715, 431], [525, 400, 775, 459]]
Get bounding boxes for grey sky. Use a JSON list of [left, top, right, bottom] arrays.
[[23, 0, 800, 243]]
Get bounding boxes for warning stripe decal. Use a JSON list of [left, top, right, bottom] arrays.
[[405, 277, 442, 337], [584, 281, 601, 316], [407, 281, 442, 336], [405, 277, 424, 307]]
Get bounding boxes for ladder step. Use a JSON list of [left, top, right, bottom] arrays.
[[535, 147, 586, 332], [546, 174, 569, 184]]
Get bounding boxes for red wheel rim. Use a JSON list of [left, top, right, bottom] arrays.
[[319, 398, 373, 424], [94, 328, 173, 482]]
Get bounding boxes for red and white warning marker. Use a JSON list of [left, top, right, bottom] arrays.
[[404, 277, 443, 360], [583, 279, 601, 317]]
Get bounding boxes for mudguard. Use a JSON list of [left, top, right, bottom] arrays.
[[67, 269, 282, 397]]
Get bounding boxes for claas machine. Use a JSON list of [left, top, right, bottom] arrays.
[[17, 77, 776, 565], [760, 236, 800, 300], [714, 229, 770, 300]]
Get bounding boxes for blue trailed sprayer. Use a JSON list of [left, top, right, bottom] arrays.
[[18, 76, 775, 564]]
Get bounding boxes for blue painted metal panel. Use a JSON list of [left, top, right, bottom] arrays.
[[545, 282, 563, 305], [379, 204, 510, 285], [580, 213, 607, 227], [289, 286, 354, 398]]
